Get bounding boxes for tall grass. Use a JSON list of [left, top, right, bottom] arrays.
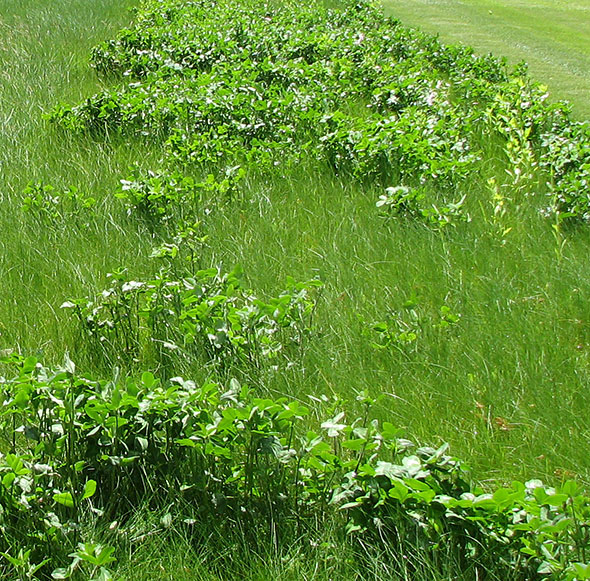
[[0, 0, 159, 359], [187, 161, 590, 485], [2, 0, 590, 490]]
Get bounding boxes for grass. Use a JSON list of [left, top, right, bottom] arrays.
[[2, 0, 590, 487], [2, 0, 590, 577], [382, 0, 590, 118], [0, 0, 161, 356], [103, 505, 490, 581], [203, 167, 590, 486]]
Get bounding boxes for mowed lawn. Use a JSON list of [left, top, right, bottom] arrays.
[[382, 0, 590, 118]]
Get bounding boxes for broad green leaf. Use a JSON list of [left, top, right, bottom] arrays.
[[53, 491, 75, 508], [342, 438, 366, 451], [83, 479, 97, 500], [2, 473, 16, 488]]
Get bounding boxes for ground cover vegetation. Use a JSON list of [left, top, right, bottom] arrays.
[[4, 0, 590, 578]]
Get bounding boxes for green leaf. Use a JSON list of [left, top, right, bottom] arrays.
[[53, 491, 75, 508], [560, 480, 579, 497], [176, 438, 198, 447], [94, 545, 116, 567], [2, 472, 16, 488], [22, 356, 38, 373], [5, 454, 29, 475], [141, 371, 156, 388], [110, 387, 122, 409], [544, 493, 568, 506], [342, 438, 366, 451], [572, 563, 590, 579], [83, 480, 97, 500], [13, 387, 29, 409], [388, 480, 410, 502]]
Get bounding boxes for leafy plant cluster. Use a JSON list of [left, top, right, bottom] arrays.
[[376, 184, 469, 229], [116, 164, 245, 224], [61, 264, 321, 377], [46, 0, 590, 224], [370, 298, 461, 353], [0, 354, 589, 579], [21, 182, 97, 228]]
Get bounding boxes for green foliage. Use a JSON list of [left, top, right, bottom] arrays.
[[377, 185, 469, 229], [61, 265, 321, 376], [48, 0, 590, 223], [52, 542, 116, 581], [370, 296, 461, 354], [6, 0, 590, 577], [21, 182, 97, 226], [116, 165, 245, 224], [0, 354, 589, 578]]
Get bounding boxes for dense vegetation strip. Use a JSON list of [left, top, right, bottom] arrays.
[[3, 0, 590, 578], [48, 0, 590, 223], [1, 354, 590, 579]]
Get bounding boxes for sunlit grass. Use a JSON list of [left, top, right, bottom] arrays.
[[0, 0, 160, 359], [191, 161, 590, 485], [381, 0, 590, 118], [109, 507, 490, 581], [3, 0, 590, 491]]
